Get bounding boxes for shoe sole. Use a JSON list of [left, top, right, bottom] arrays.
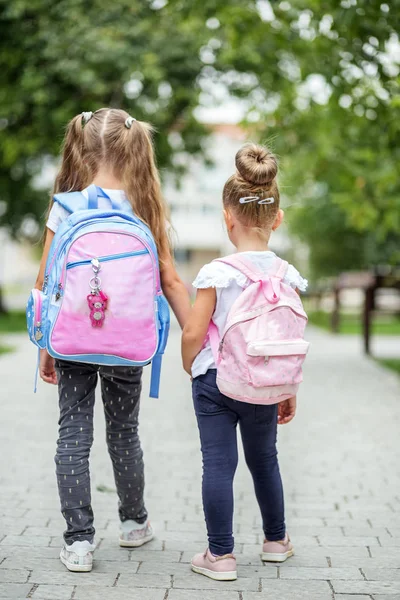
[[119, 533, 154, 548], [60, 552, 93, 572], [191, 563, 237, 581], [261, 548, 294, 563]]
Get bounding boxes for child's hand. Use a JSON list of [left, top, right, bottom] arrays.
[[40, 349, 58, 385], [278, 396, 296, 425]]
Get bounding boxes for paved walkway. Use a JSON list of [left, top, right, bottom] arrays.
[[0, 326, 400, 600]]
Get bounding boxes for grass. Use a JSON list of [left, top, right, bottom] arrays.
[[0, 344, 14, 355], [306, 309, 400, 335], [0, 310, 27, 333], [376, 358, 400, 375]]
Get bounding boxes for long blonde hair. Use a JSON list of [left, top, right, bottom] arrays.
[[50, 108, 170, 261], [223, 143, 280, 230]]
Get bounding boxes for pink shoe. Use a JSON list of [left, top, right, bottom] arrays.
[[191, 548, 237, 581], [262, 534, 294, 562]]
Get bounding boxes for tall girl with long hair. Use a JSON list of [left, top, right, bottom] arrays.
[[35, 108, 191, 572]]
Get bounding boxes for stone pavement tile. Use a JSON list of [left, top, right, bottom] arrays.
[[334, 596, 372, 599], [289, 526, 343, 536], [23, 527, 63, 537], [278, 552, 330, 567], [30, 570, 116, 586], [319, 536, 379, 547], [92, 560, 139, 573], [376, 538, 400, 547], [173, 574, 259, 591], [240, 565, 277, 579], [371, 597, 400, 600], [279, 566, 363, 580], [332, 581, 400, 595], [385, 527, 400, 536], [287, 517, 325, 527], [168, 591, 240, 600], [0, 535, 51, 547], [92, 549, 132, 561], [0, 583, 32, 599], [31, 584, 74, 599], [116, 573, 171, 588], [330, 557, 400, 569], [74, 587, 166, 600], [0, 548, 60, 560], [324, 517, 365, 527], [285, 535, 320, 546], [362, 568, 400, 581], [242, 580, 333, 599], [0, 524, 25, 536], [164, 541, 208, 553], [0, 569, 29, 583], [128, 549, 181, 562], [0, 509, 27, 519], [370, 547, 400, 559], [1, 558, 64, 572], [342, 527, 391, 537], [137, 562, 190, 575]]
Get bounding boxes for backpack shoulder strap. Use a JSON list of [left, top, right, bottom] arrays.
[[217, 254, 289, 282], [272, 257, 289, 280], [216, 254, 289, 304], [53, 185, 125, 214], [215, 254, 264, 282], [53, 191, 88, 214]]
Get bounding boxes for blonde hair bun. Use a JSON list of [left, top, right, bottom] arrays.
[[235, 143, 278, 186]]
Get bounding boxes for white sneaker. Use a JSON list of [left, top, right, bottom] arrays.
[[119, 519, 154, 548], [60, 540, 96, 572]]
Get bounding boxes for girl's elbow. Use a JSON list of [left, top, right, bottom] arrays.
[[182, 326, 199, 348]]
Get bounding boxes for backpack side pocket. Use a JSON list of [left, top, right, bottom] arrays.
[[156, 294, 170, 355], [26, 289, 46, 349]]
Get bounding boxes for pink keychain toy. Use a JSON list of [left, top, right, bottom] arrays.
[[87, 258, 108, 328]]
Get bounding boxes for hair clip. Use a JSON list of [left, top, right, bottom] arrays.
[[239, 196, 260, 204], [81, 112, 93, 124], [125, 116, 136, 129], [239, 196, 275, 205]]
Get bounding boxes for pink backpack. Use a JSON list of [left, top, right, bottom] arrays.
[[208, 255, 309, 404]]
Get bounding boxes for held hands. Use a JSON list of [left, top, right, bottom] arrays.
[[278, 395, 297, 425], [40, 349, 58, 385]]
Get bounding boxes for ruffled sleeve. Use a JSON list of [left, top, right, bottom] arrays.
[[284, 264, 308, 292], [192, 261, 248, 290]]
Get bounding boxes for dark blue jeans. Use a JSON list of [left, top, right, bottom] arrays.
[[192, 369, 285, 556]]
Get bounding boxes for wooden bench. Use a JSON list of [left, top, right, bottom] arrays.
[[333, 269, 400, 354]]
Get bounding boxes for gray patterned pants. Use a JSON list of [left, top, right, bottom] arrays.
[[55, 360, 147, 544]]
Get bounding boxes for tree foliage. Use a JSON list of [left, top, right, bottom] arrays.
[[0, 0, 399, 277], [0, 0, 210, 233]]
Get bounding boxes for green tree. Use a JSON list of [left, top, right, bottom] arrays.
[[0, 0, 210, 234], [208, 0, 400, 275], [1, 0, 399, 282]]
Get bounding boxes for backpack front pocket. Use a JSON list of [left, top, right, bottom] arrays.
[[26, 288, 46, 349], [246, 339, 310, 388], [50, 246, 158, 363]]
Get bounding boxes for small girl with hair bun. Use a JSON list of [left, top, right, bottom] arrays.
[[182, 143, 308, 581], [35, 108, 191, 572]]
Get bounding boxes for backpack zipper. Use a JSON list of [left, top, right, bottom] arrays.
[[66, 249, 148, 270], [45, 218, 159, 290]]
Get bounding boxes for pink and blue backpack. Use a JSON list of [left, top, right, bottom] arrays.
[[208, 254, 309, 404], [26, 185, 170, 398]]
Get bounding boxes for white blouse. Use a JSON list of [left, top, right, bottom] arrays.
[[191, 251, 308, 378]]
